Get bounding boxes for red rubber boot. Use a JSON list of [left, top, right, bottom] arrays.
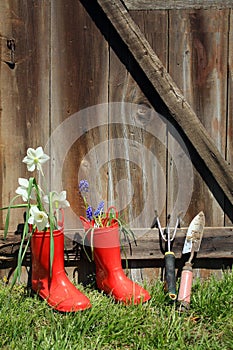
[[31, 228, 91, 312], [80, 217, 151, 305]]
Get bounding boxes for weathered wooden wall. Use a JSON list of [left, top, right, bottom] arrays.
[[0, 0, 233, 282]]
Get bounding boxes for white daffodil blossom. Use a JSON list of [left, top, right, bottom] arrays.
[[15, 178, 38, 202], [43, 190, 70, 209], [15, 178, 30, 202], [28, 206, 49, 231], [22, 146, 50, 173]]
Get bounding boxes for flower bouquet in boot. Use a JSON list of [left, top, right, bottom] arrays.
[[0, 147, 91, 312], [79, 180, 151, 305]]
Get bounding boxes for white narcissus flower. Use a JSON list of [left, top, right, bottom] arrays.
[[22, 146, 50, 172], [28, 206, 49, 231], [15, 178, 37, 202], [43, 191, 70, 209], [15, 178, 30, 202]]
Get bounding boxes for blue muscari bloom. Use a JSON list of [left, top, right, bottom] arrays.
[[79, 179, 89, 194], [94, 200, 104, 217], [86, 206, 93, 221]]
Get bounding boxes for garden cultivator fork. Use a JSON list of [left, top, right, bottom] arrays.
[[151, 212, 181, 301]]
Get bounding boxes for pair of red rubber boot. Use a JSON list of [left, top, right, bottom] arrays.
[[31, 221, 150, 312]]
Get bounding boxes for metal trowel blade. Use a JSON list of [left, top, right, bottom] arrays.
[[182, 211, 205, 254]]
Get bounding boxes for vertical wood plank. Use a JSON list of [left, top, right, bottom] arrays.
[[108, 10, 168, 281], [227, 9, 233, 170], [49, 0, 109, 229], [226, 9, 233, 225], [168, 9, 229, 226], [0, 0, 50, 230]]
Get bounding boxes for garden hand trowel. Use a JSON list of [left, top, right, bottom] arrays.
[[177, 211, 205, 309]]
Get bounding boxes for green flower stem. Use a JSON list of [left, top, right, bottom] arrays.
[[48, 192, 55, 276], [32, 177, 44, 211], [13, 178, 35, 285], [94, 215, 104, 227], [82, 227, 95, 262], [83, 196, 88, 209], [11, 230, 33, 288]]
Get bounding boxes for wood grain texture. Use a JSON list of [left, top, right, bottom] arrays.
[[48, 0, 109, 229], [96, 0, 233, 222], [227, 10, 233, 172], [168, 9, 230, 226], [124, 0, 233, 10], [130, 10, 168, 227], [108, 10, 168, 228], [0, 0, 50, 230], [225, 9, 233, 225]]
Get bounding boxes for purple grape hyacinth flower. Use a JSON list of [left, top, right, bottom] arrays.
[[79, 180, 89, 194], [86, 206, 93, 221], [94, 200, 104, 217]]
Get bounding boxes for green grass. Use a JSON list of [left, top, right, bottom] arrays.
[[0, 271, 232, 350]]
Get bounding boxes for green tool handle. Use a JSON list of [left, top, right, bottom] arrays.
[[164, 252, 177, 300]]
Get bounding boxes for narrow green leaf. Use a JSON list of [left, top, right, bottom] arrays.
[[82, 227, 94, 262], [0, 203, 28, 211], [10, 267, 20, 288], [2, 195, 27, 240], [90, 228, 94, 260]]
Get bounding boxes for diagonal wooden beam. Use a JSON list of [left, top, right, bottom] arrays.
[[96, 0, 233, 210]]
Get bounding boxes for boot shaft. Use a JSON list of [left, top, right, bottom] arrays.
[[31, 229, 65, 279], [80, 216, 120, 248], [84, 221, 123, 271]]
